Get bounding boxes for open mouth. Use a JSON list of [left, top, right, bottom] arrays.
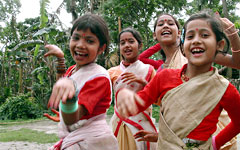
[[191, 48, 205, 54], [161, 30, 171, 35], [124, 49, 132, 55], [75, 51, 88, 57]]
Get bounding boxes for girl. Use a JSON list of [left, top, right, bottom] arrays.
[[139, 13, 240, 71], [108, 27, 157, 150], [137, 12, 240, 149], [116, 11, 240, 150], [45, 14, 118, 150]]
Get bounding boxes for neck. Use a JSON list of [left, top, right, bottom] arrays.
[[185, 64, 212, 79], [160, 42, 179, 64]]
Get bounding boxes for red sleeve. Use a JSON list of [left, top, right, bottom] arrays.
[[138, 43, 164, 69], [215, 84, 240, 149], [77, 77, 111, 117]]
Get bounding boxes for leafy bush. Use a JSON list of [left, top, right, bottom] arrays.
[[0, 93, 43, 120]]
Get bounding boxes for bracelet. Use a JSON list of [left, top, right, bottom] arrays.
[[60, 100, 78, 114], [231, 49, 240, 53], [227, 29, 239, 37], [225, 24, 235, 33]]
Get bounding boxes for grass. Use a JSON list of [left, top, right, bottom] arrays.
[[0, 128, 58, 144]]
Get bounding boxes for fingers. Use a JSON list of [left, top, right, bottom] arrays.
[[47, 78, 76, 109], [117, 89, 140, 118], [134, 94, 145, 107], [51, 109, 59, 116]]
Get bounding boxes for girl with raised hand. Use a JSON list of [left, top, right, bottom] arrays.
[[117, 11, 240, 150], [45, 13, 118, 150], [108, 27, 157, 150]]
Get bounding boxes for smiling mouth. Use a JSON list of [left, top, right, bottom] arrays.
[[75, 51, 88, 57], [161, 31, 171, 35], [191, 49, 205, 54]]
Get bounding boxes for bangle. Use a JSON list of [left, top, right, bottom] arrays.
[[60, 100, 78, 114], [225, 24, 235, 33], [227, 29, 239, 37], [231, 49, 240, 53]]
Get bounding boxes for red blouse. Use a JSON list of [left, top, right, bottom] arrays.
[[65, 65, 112, 120], [138, 43, 163, 69], [133, 65, 240, 148]]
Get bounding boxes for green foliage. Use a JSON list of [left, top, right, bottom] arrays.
[[0, 128, 58, 143], [152, 105, 160, 122], [0, 93, 43, 120], [107, 104, 114, 115]]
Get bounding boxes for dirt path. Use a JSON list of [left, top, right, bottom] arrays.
[[0, 119, 58, 150], [0, 118, 240, 150]]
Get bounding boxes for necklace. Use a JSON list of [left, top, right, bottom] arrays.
[[181, 69, 190, 82]]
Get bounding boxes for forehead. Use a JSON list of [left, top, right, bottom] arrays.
[[72, 28, 96, 36], [186, 19, 212, 32], [120, 32, 135, 40], [158, 15, 174, 22]]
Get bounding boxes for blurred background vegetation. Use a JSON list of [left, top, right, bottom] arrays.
[[0, 0, 239, 120]]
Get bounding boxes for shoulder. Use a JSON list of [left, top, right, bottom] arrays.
[[108, 65, 120, 73]]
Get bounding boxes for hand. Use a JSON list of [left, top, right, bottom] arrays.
[[43, 109, 60, 122], [116, 88, 145, 118], [212, 136, 218, 150], [215, 12, 234, 31], [134, 130, 158, 142], [44, 44, 64, 58], [48, 78, 76, 109], [121, 72, 147, 87]]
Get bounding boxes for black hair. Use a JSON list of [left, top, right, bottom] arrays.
[[118, 27, 143, 60], [153, 13, 181, 62], [118, 27, 142, 45], [180, 10, 230, 55], [71, 13, 110, 56], [153, 13, 180, 32]]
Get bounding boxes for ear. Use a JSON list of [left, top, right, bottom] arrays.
[[98, 44, 106, 55], [217, 40, 225, 52], [138, 43, 143, 50], [177, 30, 181, 38], [153, 32, 157, 41]]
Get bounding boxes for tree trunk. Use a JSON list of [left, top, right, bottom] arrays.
[[222, 0, 229, 19]]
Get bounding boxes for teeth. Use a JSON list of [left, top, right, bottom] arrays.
[[162, 31, 170, 35], [75, 51, 87, 56], [192, 49, 204, 53]]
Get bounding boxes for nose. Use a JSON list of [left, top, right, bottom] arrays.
[[76, 39, 86, 49], [192, 34, 201, 45]]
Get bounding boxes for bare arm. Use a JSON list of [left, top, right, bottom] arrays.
[[44, 44, 66, 80], [214, 17, 240, 69]]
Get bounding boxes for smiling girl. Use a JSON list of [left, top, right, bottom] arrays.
[[116, 11, 240, 150], [108, 27, 157, 150], [44, 14, 118, 150]]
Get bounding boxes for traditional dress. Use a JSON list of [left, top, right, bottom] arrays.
[[140, 46, 237, 150], [133, 65, 240, 150], [108, 60, 157, 150], [50, 63, 118, 150]]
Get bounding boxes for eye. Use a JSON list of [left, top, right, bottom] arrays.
[[186, 34, 194, 40], [129, 39, 135, 44], [71, 35, 79, 41], [86, 39, 94, 44], [120, 41, 125, 46], [201, 33, 209, 38]]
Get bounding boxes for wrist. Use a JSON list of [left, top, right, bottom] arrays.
[[60, 100, 78, 114], [56, 57, 66, 74]]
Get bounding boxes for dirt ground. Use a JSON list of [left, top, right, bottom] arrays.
[[0, 118, 240, 150]]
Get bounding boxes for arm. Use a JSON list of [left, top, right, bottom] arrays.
[[116, 73, 161, 118], [44, 44, 66, 80], [214, 18, 240, 69], [139, 43, 163, 69], [215, 84, 240, 149]]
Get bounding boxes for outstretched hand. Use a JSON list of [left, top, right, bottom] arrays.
[[44, 108, 60, 122], [116, 88, 145, 118], [48, 77, 76, 109], [121, 72, 148, 87], [134, 130, 158, 142], [44, 44, 64, 58]]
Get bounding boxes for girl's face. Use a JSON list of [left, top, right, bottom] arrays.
[[120, 32, 141, 63], [154, 15, 179, 45], [183, 19, 224, 68], [70, 28, 105, 68]]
